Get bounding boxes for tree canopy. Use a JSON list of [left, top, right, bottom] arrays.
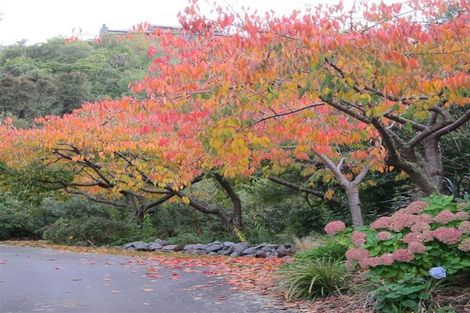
[[0, 0, 468, 229]]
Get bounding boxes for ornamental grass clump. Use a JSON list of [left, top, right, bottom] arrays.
[[277, 257, 349, 300]]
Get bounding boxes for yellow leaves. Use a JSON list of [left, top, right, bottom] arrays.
[[71, 155, 84, 162], [448, 94, 470, 106], [413, 110, 428, 120], [367, 103, 388, 117], [231, 137, 247, 152], [302, 110, 316, 119], [324, 189, 335, 200], [250, 136, 270, 148], [302, 165, 316, 176], [209, 136, 224, 151], [181, 196, 190, 204]]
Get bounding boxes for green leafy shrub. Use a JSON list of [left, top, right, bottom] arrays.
[[41, 197, 155, 246], [0, 193, 61, 239], [338, 195, 470, 281], [371, 275, 436, 313], [277, 257, 349, 300], [324, 195, 469, 312], [43, 216, 133, 245]]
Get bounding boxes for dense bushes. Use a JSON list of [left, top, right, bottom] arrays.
[[0, 193, 61, 239], [44, 216, 131, 245], [0, 195, 155, 245]]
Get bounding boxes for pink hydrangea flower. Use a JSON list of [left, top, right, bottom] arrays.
[[407, 241, 426, 254], [455, 211, 469, 221], [434, 210, 457, 224], [352, 231, 367, 246], [420, 230, 434, 242], [458, 238, 470, 252], [379, 253, 395, 266], [400, 201, 427, 214], [458, 221, 470, 234], [376, 231, 392, 241], [402, 232, 422, 243], [324, 221, 346, 235], [432, 227, 462, 244], [393, 249, 414, 262], [389, 213, 415, 231], [359, 257, 381, 268], [411, 222, 430, 233], [346, 248, 370, 261], [414, 214, 433, 224], [371, 216, 392, 229]]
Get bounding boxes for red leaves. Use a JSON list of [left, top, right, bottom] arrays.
[[147, 45, 158, 58], [218, 14, 234, 29]]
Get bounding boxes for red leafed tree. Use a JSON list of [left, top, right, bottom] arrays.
[[1, 0, 469, 229], [136, 0, 469, 199], [0, 99, 247, 232]]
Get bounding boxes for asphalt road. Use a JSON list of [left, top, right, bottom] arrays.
[[0, 245, 295, 313]]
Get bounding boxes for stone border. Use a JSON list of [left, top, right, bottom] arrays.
[[123, 239, 295, 258]]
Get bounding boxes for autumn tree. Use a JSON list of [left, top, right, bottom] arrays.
[[0, 99, 246, 233], [1, 0, 468, 230], [135, 0, 469, 212]]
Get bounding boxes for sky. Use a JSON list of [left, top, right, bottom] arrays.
[[0, 0, 328, 45]]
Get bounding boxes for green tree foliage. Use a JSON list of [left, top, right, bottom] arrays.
[[0, 36, 150, 120]]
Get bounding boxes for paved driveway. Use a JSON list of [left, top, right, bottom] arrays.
[[0, 245, 295, 313]]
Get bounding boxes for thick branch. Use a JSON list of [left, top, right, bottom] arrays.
[[65, 189, 127, 208], [431, 109, 470, 139], [268, 176, 341, 206], [214, 174, 243, 228], [319, 96, 370, 124]]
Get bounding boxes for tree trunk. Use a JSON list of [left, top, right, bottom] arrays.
[[393, 158, 437, 196], [314, 152, 367, 228], [344, 184, 364, 227], [423, 136, 444, 193]]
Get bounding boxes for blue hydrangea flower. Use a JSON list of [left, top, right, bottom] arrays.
[[429, 267, 446, 279]]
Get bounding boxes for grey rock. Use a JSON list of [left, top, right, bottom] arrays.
[[276, 245, 288, 257], [148, 243, 163, 251], [240, 246, 257, 256], [255, 250, 267, 258], [223, 241, 235, 248], [154, 239, 169, 246], [134, 242, 150, 251], [122, 242, 138, 249], [205, 243, 223, 253], [161, 245, 183, 252], [218, 246, 234, 255], [261, 246, 278, 252], [230, 242, 250, 257], [184, 244, 207, 251], [208, 252, 219, 256]]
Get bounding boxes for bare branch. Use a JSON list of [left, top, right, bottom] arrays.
[[251, 102, 324, 126]]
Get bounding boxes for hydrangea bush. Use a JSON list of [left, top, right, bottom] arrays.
[[324, 195, 470, 282]]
